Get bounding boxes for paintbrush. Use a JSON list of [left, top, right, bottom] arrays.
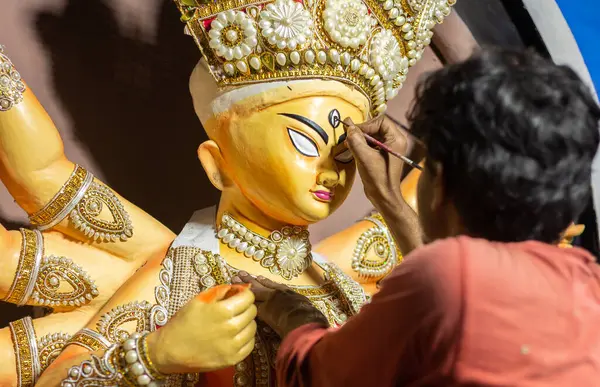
[[362, 132, 423, 171], [339, 115, 423, 171]]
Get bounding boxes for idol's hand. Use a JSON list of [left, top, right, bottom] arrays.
[[345, 116, 423, 254], [146, 284, 257, 374], [233, 272, 329, 338], [559, 224, 585, 248]]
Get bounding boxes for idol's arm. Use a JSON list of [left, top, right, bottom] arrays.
[[0, 224, 167, 386], [0, 222, 153, 311], [36, 252, 164, 386], [38, 252, 257, 386], [0, 48, 175, 262], [315, 168, 421, 294], [0, 306, 99, 386]]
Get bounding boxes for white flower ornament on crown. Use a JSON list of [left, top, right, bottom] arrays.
[[208, 10, 258, 61], [175, 0, 457, 115], [259, 0, 313, 50], [323, 0, 375, 49]]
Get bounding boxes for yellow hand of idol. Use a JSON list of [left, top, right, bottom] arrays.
[[147, 284, 257, 375]]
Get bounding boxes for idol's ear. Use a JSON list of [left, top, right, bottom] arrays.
[[197, 140, 234, 191]]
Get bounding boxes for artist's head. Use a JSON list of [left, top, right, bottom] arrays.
[[190, 62, 369, 226], [411, 48, 600, 244]]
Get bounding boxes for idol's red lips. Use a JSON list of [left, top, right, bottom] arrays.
[[312, 190, 334, 201]]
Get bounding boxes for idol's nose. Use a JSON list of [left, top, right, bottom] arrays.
[[317, 170, 340, 189]]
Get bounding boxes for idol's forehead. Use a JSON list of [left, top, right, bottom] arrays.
[[190, 61, 370, 127]]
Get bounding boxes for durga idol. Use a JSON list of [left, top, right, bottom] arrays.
[[0, 0, 456, 386]]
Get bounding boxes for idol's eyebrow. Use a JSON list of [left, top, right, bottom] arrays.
[[279, 113, 329, 144], [337, 132, 347, 145]]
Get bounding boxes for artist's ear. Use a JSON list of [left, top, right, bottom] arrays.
[[198, 140, 234, 191]]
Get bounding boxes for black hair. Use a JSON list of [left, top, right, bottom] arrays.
[[409, 47, 600, 243]]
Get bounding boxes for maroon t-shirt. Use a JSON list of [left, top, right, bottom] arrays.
[[277, 236, 600, 386]]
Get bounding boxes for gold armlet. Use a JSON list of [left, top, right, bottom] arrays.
[[352, 213, 403, 282], [66, 328, 111, 352], [9, 317, 41, 387], [3, 228, 99, 308], [96, 301, 153, 344], [0, 45, 26, 111], [28, 164, 134, 243], [61, 332, 166, 387], [38, 332, 72, 373], [5, 229, 43, 305]]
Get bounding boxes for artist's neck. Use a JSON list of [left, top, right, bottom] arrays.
[[216, 191, 302, 237]]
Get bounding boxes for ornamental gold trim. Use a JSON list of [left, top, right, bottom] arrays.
[[4, 229, 43, 306], [217, 213, 312, 280], [38, 332, 71, 373], [0, 45, 26, 111], [69, 181, 134, 242], [60, 344, 123, 387], [96, 301, 152, 344], [29, 165, 91, 230], [351, 212, 403, 281], [66, 328, 111, 352], [9, 317, 40, 387], [32, 255, 99, 309], [174, 0, 456, 114], [28, 164, 134, 242]]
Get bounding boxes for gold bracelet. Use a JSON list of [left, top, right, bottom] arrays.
[[140, 333, 164, 380], [9, 317, 41, 387], [4, 229, 43, 306], [0, 45, 26, 111], [28, 165, 92, 230], [66, 328, 111, 352], [28, 164, 134, 242]]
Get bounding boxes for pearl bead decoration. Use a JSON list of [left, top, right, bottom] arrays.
[[197, 0, 456, 115], [121, 332, 165, 386]]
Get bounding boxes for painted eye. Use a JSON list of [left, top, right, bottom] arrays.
[[334, 148, 354, 164], [288, 128, 319, 157]]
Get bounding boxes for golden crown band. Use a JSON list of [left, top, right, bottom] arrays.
[[174, 0, 455, 115]]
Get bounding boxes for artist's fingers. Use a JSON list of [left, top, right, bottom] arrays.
[[345, 122, 379, 162], [254, 276, 290, 292], [234, 272, 273, 302], [380, 117, 408, 152], [348, 114, 386, 136]]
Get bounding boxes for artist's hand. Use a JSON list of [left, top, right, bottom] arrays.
[[344, 115, 409, 212], [232, 272, 329, 338], [345, 115, 424, 255], [147, 284, 257, 374]]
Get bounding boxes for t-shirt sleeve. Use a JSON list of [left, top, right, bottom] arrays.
[[276, 238, 465, 387]]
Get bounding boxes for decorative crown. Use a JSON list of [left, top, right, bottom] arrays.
[[174, 0, 456, 115]]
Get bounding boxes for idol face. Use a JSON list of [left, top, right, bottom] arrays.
[[220, 95, 366, 226]]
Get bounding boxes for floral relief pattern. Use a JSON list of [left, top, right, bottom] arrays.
[[370, 29, 408, 100], [259, 0, 314, 50], [208, 10, 258, 61], [275, 235, 310, 275], [322, 0, 375, 49]]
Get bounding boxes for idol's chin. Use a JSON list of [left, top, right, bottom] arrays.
[[296, 202, 337, 224]]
